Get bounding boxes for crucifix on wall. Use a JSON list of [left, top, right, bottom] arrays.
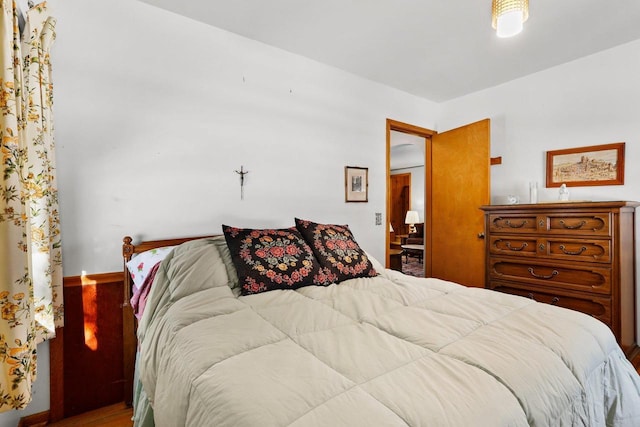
[[234, 166, 249, 200]]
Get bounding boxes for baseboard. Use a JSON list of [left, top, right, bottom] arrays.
[[17, 410, 49, 427]]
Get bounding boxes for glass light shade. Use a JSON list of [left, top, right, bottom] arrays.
[[492, 0, 529, 38], [496, 11, 524, 37]]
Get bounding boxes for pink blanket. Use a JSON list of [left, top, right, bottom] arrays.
[[130, 261, 161, 320]]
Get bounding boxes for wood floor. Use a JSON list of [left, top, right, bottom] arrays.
[[48, 403, 133, 427]]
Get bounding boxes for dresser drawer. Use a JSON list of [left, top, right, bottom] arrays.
[[488, 212, 611, 237], [543, 238, 610, 263], [488, 257, 611, 295], [488, 235, 538, 257], [488, 214, 538, 234], [489, 236, 611, 263], [488, 281, 611, 326], [543, 212, 610, 237]]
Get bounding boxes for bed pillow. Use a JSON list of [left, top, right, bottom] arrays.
[[365, 251, 388, 277], [295, 218, 377, 282], [222, 225, 337, 295], [126, 246, 176, 291]]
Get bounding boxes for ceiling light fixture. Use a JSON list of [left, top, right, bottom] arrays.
[[492, 0, 529, 38]]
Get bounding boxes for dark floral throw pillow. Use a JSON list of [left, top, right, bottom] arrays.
[[222, 225, 337, 295], [295, 218, 377, 283]]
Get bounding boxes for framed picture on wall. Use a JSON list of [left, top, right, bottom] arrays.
[[345, 166, 368, 202], [546, 142, 625, 187]]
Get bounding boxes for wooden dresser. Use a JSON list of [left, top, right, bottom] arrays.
[[480, 201, 639, 360]]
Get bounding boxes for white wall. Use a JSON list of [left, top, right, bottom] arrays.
[[53, 0, 439, 276], [0, 1, 440, 423], [438, 39, 640, 205]]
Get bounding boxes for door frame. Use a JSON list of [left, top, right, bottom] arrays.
[[386, 119, 435, 271]]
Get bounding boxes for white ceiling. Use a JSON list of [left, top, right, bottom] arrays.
[[139, 0, 640, 102], [390, 130, 425, 170]]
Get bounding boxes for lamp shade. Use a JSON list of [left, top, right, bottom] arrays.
[[404, 211, 419, 225], [492, 0, 529, 38]]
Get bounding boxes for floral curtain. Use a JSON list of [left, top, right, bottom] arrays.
[[0, 0, 62, 412]]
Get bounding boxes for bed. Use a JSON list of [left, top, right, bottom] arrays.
[[121, 223, 640, 427]]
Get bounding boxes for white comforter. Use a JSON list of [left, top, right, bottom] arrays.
[[136, 237, 640, 426]]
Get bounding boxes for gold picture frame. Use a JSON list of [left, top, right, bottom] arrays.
[[546, 142, 625, 188], [345, 166, 368, 202]]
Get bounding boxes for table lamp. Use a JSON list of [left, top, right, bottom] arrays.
[[405, 211, 419, 234]]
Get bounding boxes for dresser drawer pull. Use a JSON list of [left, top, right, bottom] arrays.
[[527, 267, 558, 280], [505, 219, 528, 229], [551, 297, 560, 305], [559, 219, 586, 230], [559, 245, 587, 255], [505, 242, 528, 251]]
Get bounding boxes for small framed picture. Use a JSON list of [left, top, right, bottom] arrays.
[[546, 142, 625, 187], [345, 166, 368, 202]]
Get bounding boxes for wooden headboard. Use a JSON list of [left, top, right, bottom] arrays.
[[121, 234, 216, 406]]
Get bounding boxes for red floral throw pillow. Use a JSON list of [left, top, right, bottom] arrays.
[[222, 225, 337, 295], [295, 218, 377, 283]]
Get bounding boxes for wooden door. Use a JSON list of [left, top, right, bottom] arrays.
[[427, 119, 490, 287], [390, 173, 411, 236]]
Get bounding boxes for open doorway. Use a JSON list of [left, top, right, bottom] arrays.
[[386, 118, 491, 287], [386, 120, 434, 276]]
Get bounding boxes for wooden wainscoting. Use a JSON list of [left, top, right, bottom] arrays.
[[49, 272, 125, 422]]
